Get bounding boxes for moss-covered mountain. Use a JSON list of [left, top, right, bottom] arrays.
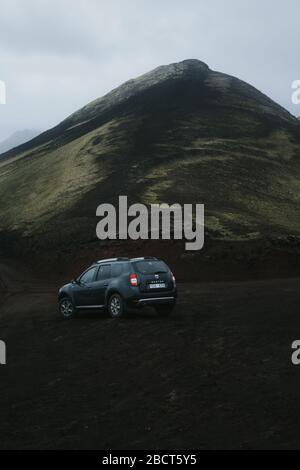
[[1, 59, 300, 254]]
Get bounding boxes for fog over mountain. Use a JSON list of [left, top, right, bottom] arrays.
[[0, 129, 41, 156], [1, 0, 300, 142]]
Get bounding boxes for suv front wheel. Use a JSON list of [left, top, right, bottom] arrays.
[[59, 297, 77, 319], [108, 293, 125, 319]]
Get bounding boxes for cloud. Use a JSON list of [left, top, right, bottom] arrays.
[[0, 0, 299, 141]]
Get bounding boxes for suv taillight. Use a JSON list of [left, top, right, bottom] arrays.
[[129, 273, 138, 287], [171, 272, 176, 284]]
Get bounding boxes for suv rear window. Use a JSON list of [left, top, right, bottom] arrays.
[[132, 260, 168, 274]]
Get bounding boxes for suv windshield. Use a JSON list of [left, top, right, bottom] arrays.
[[133, 260, 168, 275]]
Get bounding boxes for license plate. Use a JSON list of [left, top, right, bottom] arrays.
[[149, 283, 165, 289]]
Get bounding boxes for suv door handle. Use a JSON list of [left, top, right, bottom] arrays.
[[103, 283, 108, 287]]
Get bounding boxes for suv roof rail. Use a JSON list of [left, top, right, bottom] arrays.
[[96, 257, 129, 264], [130, 256, 158, 261]]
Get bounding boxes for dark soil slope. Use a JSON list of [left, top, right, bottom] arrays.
[[1, 59, 300, 275]]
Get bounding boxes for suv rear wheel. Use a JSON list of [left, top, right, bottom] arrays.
[[59, 297, 77, 319], [108, 293, 125, 319], [155, 305, 174, 317]]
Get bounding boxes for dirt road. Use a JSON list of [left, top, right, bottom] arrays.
[[0, 260, 300, 449]]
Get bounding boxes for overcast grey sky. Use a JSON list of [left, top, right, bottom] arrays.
[[0, 0, 299, 141]]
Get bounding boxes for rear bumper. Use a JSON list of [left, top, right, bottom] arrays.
[[137, 296, 176, 306], [129, 291, 177, 307]]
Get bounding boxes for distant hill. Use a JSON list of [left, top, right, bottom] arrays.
[[1, 59, 300, 273], [0, 129, 41, 156]]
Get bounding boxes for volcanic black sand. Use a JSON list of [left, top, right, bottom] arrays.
[[0, 259, 300, 450]]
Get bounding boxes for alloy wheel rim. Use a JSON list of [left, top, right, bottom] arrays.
[[110, 297, 121, 316], [61, 299, 73, 317]]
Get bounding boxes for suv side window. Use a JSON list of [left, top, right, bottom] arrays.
[[79, 267, 97, 284], [96, 264, 111, 281], [111, 263, 123, 277]]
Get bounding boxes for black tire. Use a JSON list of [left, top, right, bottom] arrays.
[[59, 297, 77, 319], [155, 304, 174, 317], [107, 293, 125, 319]]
